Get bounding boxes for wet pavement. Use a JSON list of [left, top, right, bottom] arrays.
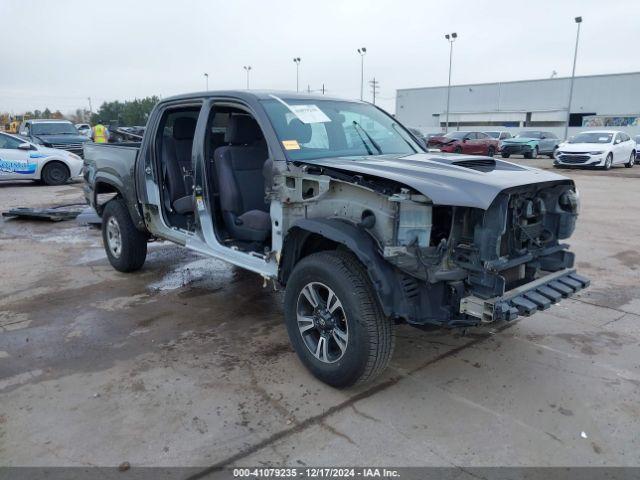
[[0, 159, 639, 468]]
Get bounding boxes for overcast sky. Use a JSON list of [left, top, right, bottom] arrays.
[[1, 0, 639, 115]]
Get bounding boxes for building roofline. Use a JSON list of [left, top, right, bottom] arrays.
[[396, 71, 640, 93]]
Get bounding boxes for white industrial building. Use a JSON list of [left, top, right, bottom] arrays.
[[396, 71, 640, 139]]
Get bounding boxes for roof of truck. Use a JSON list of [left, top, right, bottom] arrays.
[[162, 90, 359, 104]]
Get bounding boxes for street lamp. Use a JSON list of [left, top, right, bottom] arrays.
[[444, 32, 457, 133], [243, 65, 252, 89], [564, 16, 582, 140], [293, 57, 301, 92], [204, 72, 209, 91], [357, 47, 367, 101]]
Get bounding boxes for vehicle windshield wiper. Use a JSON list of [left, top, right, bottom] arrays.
[[391, 123, 418, 153], [352, 121, 382, 155]]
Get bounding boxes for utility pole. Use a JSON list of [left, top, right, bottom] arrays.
[[444, 32, 457, 133], [369, 78, 380, 105], [243, 65, 252, 89], [322, 83, 325, 95], [564, 16, 582, 141], [293, 57, 301, 92], [87, 97, 93, 122], [357, 47, 367, 101], [204, 72, 209, 91]]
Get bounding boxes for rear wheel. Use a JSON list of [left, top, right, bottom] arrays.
[[41, 161, 70, 186], [524, 146, 538, 159], [501, 152, 511, 158], [101, 199, 147, 272], [284, 251, 394, 388], [625, 152, 635, 168]]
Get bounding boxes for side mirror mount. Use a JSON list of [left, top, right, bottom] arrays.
[[20, 130, 29, 136], [18, 142, 33, 150], [462, 137, 469, 143]]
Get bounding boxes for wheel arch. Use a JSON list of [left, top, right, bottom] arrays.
[[279, 218, 412, 319], [93, 178, 124, 215], [38, 158, 70, 179]]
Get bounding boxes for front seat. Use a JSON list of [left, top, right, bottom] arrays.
[[162, 117, 197, 214], [214, 115, 271, 242]]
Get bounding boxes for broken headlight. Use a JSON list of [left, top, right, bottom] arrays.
[[559, 189, 580, 214]]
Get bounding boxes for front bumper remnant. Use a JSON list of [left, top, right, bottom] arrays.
[[460, 268, 590, 323]]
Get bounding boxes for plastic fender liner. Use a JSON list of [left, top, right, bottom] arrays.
[[280, 218, 418, 320]]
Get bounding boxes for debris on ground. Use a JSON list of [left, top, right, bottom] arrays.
[[118, 461, 131, 471], [2, 204, 86, 222]]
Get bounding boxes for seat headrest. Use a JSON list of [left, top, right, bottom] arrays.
[[226, 115, 262, 144], [173, 117, 197, 140], [284, 118, 312, 144]]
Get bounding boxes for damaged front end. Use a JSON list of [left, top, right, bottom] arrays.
[[382, 181, 588, 327]]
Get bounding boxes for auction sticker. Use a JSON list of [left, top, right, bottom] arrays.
[[288, 104, 331, 124], [282, 140, 301, 150]]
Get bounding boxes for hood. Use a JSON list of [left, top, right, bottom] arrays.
[[33, 134, 89, 145], [427, 136, 455, 145], [301, 153, 572, 210], [503, 137, 537, 144], [558, 143, 609, 152]]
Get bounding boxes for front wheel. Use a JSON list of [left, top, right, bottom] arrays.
[[501, 152, 511, 158], [454, 146, 462, 154], [603, 153, 613, 170], [487, 146, 495, 157], [101, 199, 148, 272], [625, 152, 635, 168], [524, 147, 538, 159], [41, 161, 70, 186], [284, 251, 394, 388]]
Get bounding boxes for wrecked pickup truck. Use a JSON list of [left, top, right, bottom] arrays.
[[83, 90, 588, 388]]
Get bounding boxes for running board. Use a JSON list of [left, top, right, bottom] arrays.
[[459, 269, 590, 323]]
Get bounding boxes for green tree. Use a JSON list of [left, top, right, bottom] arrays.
[[92, 96, 159, 126]]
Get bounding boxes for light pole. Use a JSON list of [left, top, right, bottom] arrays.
[[204, 72, 209, 91], [293, 57, 301, 92], [357, 47, 367, 101], [564, 16, 582, 140], [444, 32, 457, 133], [243, 66, 252, 89]]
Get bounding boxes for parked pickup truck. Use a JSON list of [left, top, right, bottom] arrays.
[[84, 90, 588, 388]]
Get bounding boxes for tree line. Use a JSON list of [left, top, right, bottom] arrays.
[[1, 96, 160, 128]]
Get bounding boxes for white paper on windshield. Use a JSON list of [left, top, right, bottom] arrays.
[[599, 137, 610, 142], [269, 95, 331, 124]]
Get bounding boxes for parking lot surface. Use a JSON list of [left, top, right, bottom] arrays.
[[1, 158, 639, 468]]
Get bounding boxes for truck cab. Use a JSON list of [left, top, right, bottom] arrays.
[[84, 91, 588, 388]]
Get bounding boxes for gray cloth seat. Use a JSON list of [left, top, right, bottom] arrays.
[[163, 117, 197, 214], [214, 115, 271, 242]]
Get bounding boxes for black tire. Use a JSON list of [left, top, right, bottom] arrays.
[[284, 250, 394, 388], [603, 153, 613, 170], [501, 152, 510, 158], [625, 152, 635, 168], [101, 199, 147, 272], [487, 146, 495, 157], [454, 146, 462, 154], [41, 161, 70, 186]]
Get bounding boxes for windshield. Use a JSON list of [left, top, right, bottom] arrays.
[[485, 132, 500, 138], [516, 131, 542, 139], [444, 131, 468, 139], [569, 132, 613, 144], [31, 122, 78, 135], [261, 98, 422, 161]]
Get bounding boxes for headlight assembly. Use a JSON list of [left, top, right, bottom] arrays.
[[588, 151, 604, 155]]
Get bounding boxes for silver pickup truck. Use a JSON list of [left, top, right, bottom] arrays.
[[83, 90, 588, 388]]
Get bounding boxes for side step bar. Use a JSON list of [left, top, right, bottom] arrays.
[[460, 269, 590, 323]]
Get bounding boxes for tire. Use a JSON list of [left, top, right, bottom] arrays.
[[41, 161, 70, 186], [454, 146, 462, 154], [603, 153, 613, 170], [524, 146, 538, 159], [283, 250, 394, 388], [625, 152, 635, 168], [501, 152, 510, 158], [101, 199, 147, 272], [487, 146, 495, 157]]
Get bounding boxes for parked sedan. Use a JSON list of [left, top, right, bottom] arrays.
[[427, 131, 499, 156], [501, 131, 560, 159], [554, 131, 636, 170], [635, 135, 640, 160], [0, 132, 83, 185]]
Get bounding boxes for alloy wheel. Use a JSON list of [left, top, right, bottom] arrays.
[[106, 216, 123, 258], [296, 282, 349, 364]]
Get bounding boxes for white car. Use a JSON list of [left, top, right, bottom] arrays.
[[0, 132, 84, 185], [75, 123, 92, 138], [554, 130, 636, 170]]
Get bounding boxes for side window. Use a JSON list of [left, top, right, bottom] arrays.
[[545, 132, 557, 139], [622, 133, 630, 142], [467, 132, 478, 139], [476, 132, 488, 139], [0, 134, 23, 149], [614, 133, 622, 144]]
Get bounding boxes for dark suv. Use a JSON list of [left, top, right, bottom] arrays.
[[19, 119, 90, 157]]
